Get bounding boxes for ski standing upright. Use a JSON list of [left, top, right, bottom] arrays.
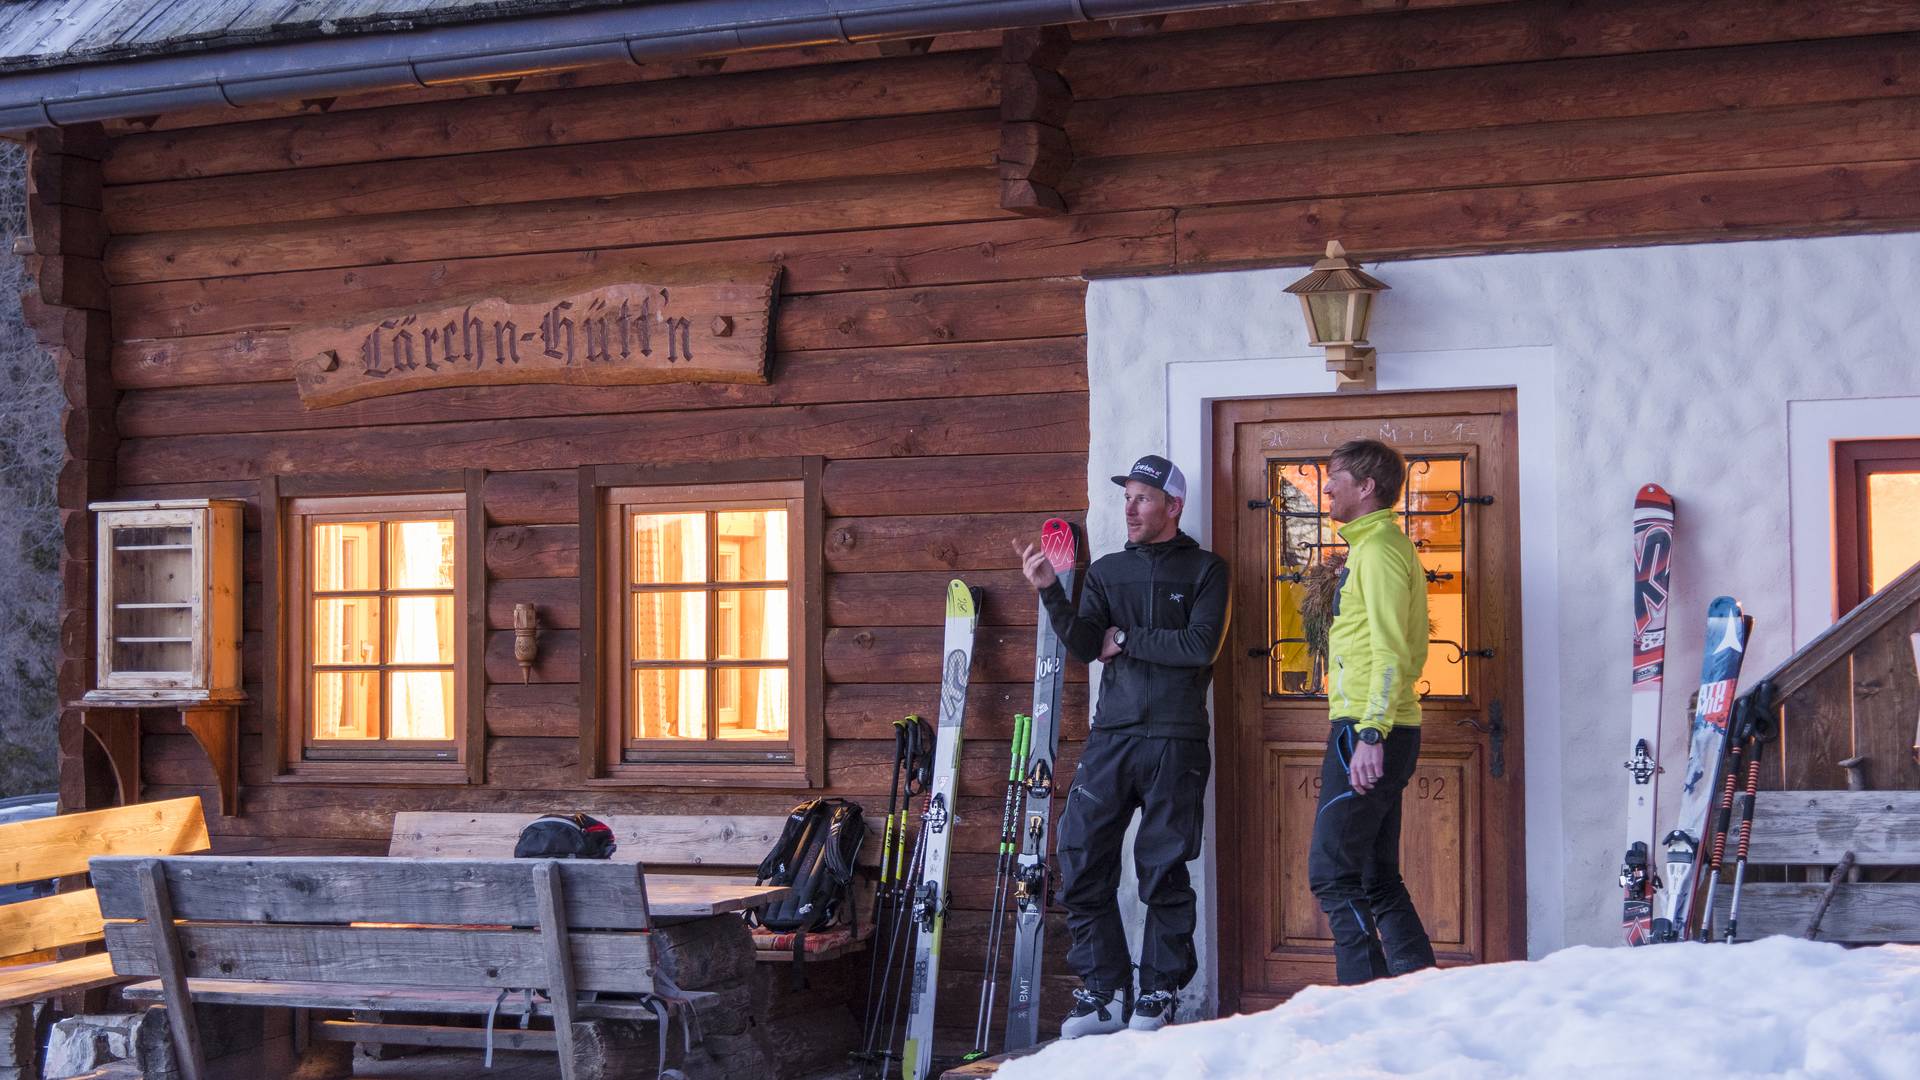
[[1004, 518, 1079, 1051], [901, 580, 981, 1080], [1620, 484, 1674, 945], [1659, 595, 1752, 942]]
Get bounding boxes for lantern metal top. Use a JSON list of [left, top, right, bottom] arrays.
[[1283, 241, 1391, 296]]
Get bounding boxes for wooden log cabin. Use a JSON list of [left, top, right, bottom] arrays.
[[8, 0, 1920, 1059]]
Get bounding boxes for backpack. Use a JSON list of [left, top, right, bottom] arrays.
[[750, 799, 867, 984], [513, 813, 617, 859]]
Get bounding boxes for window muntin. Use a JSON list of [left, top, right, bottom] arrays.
[[292, 499, 464, 762], [624, 505, 793, 752]]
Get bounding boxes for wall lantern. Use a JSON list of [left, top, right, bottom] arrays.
[[1284, 240, 1390, 391]]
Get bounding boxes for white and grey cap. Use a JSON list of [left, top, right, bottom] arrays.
[[1111, 454, 1187, 500]]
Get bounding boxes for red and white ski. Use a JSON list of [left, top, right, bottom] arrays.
[[1620, 484, 1674, 945]]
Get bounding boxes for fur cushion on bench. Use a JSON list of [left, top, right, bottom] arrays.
[[749, 917, 873, 957]]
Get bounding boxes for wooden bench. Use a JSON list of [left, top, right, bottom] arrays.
[[92, 854, 695, 1080], [1711, 789, 1920, 942], [1, 797, 209, 1075], [391, 812, 880, 962]]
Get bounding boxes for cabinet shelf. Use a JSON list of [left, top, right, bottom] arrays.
[[114, 636, 195, 644], [114, 543, 196, 551], [114, 602, 196, 610]]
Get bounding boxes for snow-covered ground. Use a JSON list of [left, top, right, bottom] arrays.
[[1001, 938, 1920, 1079]]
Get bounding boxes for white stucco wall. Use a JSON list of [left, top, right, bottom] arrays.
[[1083, 231, 1920, 1017]]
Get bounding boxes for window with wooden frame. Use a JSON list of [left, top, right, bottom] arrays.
[[1836, 438, 1920, 616], [277, 488, 478, 780], [582, 460, 823, 787]]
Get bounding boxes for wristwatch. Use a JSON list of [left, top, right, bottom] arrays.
[[1112, 629, 1127, 651], [1356, 727, 1384, 745]]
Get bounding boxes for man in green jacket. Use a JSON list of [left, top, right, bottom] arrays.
[[1308, 438, 1438, 985]]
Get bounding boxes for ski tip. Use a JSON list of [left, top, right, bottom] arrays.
[[1041, 518, 1078, 573], [1707, 595, 1744, 617], [1635, 483, 1674, 515], [947, 579, 978, 620]]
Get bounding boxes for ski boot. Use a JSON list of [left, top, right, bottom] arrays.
[[1128, 990, 1176, 1032], [1059, 987, 1127, 1039]]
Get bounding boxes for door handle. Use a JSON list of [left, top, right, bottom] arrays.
[[1453, 699, 1506, 779]]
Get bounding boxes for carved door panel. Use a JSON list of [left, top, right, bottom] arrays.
[[1212, 390, 1526, 1011]]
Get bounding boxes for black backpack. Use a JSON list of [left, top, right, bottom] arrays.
[[513, 813, 617, 859], [750, 799, 867, 982]]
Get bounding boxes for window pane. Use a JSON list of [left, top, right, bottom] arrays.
[[313, 671, 378, 740], [313, 522, 380, 591], [389, 670, 454, 741], [715, 510, 788, 582], [632, 513, 706, 584], [632, 668, 707, 740], [314, 597, 380, 665], [388, 595, 455, 664], [1406, 457, 1467, 698], [389, 519, 455, 589], [1867, 471, 1920, 593], [715, 668, 788, 740], [632, 591, 707, 661], [716, 589, 788, 660]]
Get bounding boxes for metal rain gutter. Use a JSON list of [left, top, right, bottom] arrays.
[[0, 0, 1267, 132]]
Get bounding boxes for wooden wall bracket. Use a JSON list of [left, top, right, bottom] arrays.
[[80, 707, 140, 807], [999, 28, 1073, 216], [180, 704, 240, 818]]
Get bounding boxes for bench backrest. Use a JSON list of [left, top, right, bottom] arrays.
[[91, 855, 655, 994], [0, 797, 209, 964], [390, 811, 881, 870], [1746, 790, 1920, 865], [1713, 790, 1920, 943]]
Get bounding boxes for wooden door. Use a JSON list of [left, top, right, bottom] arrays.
[[1212, 389, 1527, 1011]]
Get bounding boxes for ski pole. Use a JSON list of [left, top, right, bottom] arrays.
[[1725, 683, 1779, 943], [877, 780, 931, 1079], [967, 713, 1030, 1060], [858, 717, 915, 1065], [1696, 733, 1744, 942]]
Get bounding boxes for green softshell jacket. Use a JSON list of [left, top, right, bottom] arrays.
[[1326, 507, 1429, 737]]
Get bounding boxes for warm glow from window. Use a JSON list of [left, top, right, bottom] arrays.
[[629, 508, 790, 743], [311, 518, 456, 743], [1867, 472, 1920, 593]]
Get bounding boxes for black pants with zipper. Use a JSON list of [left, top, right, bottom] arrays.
[[1307, 721, 1437, 985], [1056, 730, 1210, 996]]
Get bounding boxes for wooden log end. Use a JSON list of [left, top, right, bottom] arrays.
[[1000, 180, 1067, 217]]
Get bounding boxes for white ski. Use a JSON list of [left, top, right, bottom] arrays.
[[1004, 519, 1078, 1049], [902, 580, 981, 1080]]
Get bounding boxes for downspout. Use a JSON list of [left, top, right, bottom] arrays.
[[0, 0, 1273, 132]]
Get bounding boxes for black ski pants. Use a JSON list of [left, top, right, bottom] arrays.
[[1056, 730, 1210, 995], [1307, 721, 1437, 985]]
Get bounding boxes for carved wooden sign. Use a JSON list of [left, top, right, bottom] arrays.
[[290, 265, 781, 408]]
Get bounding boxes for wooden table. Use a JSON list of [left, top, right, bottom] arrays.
[[640, 874, 788, 922]]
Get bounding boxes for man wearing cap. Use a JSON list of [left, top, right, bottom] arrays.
[[1013, 454, 1230, 1036]]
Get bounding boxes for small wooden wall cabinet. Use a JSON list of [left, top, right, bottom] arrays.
[[78, 499, 245, 814]]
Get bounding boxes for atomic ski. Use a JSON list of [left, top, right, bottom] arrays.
[[1004, 519, 1079, 1050], [902, 580, 981, 1080], [1658, 596, 1752, 943], [1620, 484, 1674, 945]]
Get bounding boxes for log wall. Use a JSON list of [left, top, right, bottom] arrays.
[[46, 0, 1920, 1046]]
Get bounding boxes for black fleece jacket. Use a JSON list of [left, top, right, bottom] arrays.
[[1039, 530, 1231, 741]]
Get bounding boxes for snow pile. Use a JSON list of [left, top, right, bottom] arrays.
[[1001, 938, 1920, 1079]]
